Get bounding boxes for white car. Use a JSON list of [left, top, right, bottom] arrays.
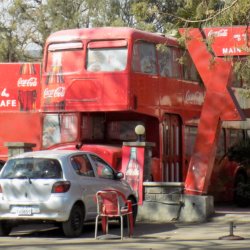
[[0, 150, 137, 237]]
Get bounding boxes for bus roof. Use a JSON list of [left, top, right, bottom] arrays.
[[46, 27, 178, 46]]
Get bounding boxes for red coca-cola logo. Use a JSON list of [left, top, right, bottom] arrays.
[[43, 87, 65, 98], [17, 77, 38, 87]]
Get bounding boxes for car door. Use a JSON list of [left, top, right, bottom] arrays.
[[70, 154, 103, 220], [88, 154, 129, 197]]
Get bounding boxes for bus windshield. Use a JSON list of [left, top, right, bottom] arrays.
[[86, 40, 128, 72], [42, 113, 78, 148], [46, 42, 84, 73]]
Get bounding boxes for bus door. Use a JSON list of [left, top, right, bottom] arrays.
[[162, 114, 182, 182]]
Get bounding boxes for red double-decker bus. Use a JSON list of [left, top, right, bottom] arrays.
[[40, 27, 204, 179], [39, 27, 250, 204]]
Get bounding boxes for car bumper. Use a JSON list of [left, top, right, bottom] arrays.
[[0, 196, 72, 222]]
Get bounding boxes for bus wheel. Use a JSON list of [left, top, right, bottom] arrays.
[[234, 173, 249, 207]]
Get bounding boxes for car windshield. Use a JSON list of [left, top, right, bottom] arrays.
[[0, 158, 62, 179]]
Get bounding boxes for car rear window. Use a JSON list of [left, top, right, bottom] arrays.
[[0, 158, 63, 179]]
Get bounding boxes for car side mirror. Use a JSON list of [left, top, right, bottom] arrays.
[[116, 172, 124, 179]]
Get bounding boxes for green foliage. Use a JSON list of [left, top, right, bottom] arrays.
[[131, 0, 183, 33], [0, 0, 137, 61], [0, 0, 249, 70], [176, 0, 250, 89], [234, 58, 250, 86]]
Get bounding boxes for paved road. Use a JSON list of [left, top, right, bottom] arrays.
[[1, 205, 250, 249]]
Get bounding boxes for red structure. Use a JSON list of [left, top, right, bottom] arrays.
[[0, 63, 41, 163], [0, 27, 250, 204], [40, 27, 204, 183], [179, 27, 249, 195]]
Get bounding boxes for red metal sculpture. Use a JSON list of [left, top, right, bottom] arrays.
[[179, 27, 249, 195]]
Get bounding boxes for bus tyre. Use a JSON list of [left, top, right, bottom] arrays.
[[234, 173, 249, 207], [0, 221, 12, 236], [62, 204, 84, 237]]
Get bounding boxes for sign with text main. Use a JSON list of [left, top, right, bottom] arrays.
[[202, 26, 250, 56]]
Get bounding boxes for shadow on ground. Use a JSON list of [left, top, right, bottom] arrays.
[[9, 221, 177, 239]]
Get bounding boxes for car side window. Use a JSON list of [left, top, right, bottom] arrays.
[[89, 155, 114, 179], [71, 154, 94, 177]]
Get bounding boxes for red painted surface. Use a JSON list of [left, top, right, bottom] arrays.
[[0, 63, 42, 161], [39, 27, 205, 189], [0, 27, 248, 204], [179, 28, 246, 194], [0, 63, 40, 111], [41, 27, 202, 116], [202, 26, 250, 56], [121, 146, 145, 205]]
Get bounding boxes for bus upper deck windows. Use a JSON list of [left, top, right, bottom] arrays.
[[87, 51, 104, 72], [141, 56, 156, 74], [87, 46, 127, 72]]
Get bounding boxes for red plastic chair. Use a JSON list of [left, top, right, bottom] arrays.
[[95, 189, 134, 240]]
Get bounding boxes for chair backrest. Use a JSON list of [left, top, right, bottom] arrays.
[[96, 190, 123, 216]]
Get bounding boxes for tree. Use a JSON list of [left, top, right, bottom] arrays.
[[0, 0, 250, 65], [0, 1, 25, 62], [86, 0, 134, 27], [0, 0, 136, 61], [175, 0, 250, 89], [6, 0, 88, 61], [131, 0, 184, 33], [132, 0, 250, 88]]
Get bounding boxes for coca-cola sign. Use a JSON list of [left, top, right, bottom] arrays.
[[207, 29, 228, 38], [43, 87, 65, 98], [184, 90, 204, 105], [17, 77, 38, 87], [203, 26, 250, 56]]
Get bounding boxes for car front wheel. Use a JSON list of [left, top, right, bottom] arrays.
[[62, 204, 84, 237]]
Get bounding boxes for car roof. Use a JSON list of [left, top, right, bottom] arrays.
[[9, 150, 91, 160]]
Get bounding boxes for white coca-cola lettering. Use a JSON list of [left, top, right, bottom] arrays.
[[43, 87, 65, 98], [207, 29, 228, 38], [184, 90, 204, 105], [54, 87, 65, 97], [17, 77, 38, 87]]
